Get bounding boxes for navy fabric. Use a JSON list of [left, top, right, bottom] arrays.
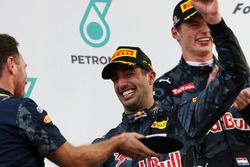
[[154, 20, 250, 167], [94, 20, 249, 167], [0, 88, 66, 167]]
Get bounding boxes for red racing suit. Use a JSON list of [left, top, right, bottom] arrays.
[[153, 20, 250, 167], [94, 19, 249, 167]]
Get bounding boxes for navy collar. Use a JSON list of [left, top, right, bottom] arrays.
[[122, 101, 163, 124], [0, 88, 13, 96]]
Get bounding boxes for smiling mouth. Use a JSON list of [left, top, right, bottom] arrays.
[[196, 37, 211, 42], [122, 89, 135, 99]]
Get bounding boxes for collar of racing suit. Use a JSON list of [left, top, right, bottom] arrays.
[[179, 56, 218, 74], [122, 101, 165, 124], [0, 88, 13, 97]]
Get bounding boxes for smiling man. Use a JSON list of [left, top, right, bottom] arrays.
[[93, 40, 248, 166], [153, 0, 250, 166], [0, 34, 159, 167]]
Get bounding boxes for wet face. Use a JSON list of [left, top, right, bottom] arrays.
[[13, 55, 27, 97], [172, 14, 213, 61], [111, 65, 155, 113]]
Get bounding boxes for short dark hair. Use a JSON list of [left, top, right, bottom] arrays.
[[0, 34, 20, 75]]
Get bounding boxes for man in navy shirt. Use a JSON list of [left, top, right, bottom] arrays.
[[154, 0, 250, 166], [0, 34, 158, 167]]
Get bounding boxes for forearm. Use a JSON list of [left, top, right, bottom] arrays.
[[73, 136, 124, 167], [48, 133, 157, 167], [47, 137, 125, 167], [210, 19, 249, 76], [192, 20, 249, 137]]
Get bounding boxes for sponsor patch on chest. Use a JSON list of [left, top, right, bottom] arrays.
[[172, 82, 195, 95], [151, 118, 169, 129]]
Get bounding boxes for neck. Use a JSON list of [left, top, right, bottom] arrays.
[[182, 51, 213, 62], [0, 77, 14, 96], [124, 97, 155, 115]]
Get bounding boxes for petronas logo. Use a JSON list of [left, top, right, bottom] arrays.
[[80, 0, 112, 47], [25, 77, 37, 98]]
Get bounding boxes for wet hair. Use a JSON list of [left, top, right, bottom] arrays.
[[0, 34, 20, 76]]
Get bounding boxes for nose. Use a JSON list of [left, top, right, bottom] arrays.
[[200, 23, 211, 35], [115, 76, 128, 91]]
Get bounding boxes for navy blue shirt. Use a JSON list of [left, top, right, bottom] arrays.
[[0, 88, 66, 167]]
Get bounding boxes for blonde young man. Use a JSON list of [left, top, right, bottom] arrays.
[[154, 0, 250, 166]]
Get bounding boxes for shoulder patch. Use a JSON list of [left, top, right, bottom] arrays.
[[43, 115, 52, 124]]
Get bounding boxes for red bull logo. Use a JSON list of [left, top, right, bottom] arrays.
[[209, 112, 250, 133], [134, 111, 148, 121], [114, 153, 131, 167], [113, 151, 182, 167]]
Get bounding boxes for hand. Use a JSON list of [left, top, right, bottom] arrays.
[[191, 0, 221, 24], [207, 65, 219, 86], [115, 132, 159, 160], [233, 87, 250, 110]]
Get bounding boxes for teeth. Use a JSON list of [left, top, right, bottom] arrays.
[[122, 89, 134, 97], [197, 38, 210, 41]]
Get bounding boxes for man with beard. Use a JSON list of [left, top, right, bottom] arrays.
[[94, 38, 248, 167]]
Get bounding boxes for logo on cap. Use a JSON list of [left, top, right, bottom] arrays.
[[180, 0, 193, 13], [111, 48, 137, 62], [102, 46, 153, 79], [173, 0, 198, 26]]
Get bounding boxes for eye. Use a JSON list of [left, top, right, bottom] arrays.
[[189, 22, 200, 27], [125, 69, 133, 75], [125, 68, 137, 77], [186, 20, 201, 27]]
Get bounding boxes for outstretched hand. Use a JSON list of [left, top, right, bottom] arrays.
[[115, 132, 159, 160], [191, 0, 221, 24]]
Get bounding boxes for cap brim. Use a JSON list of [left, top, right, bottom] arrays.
[[102, 62, 136, 79], [183, 10, 198, 21], [102, 63, 117, 79], [139, 133, 183, 153]]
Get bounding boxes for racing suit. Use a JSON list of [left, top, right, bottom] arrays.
[[153, 20, 250, 167], [94, 19, 249, 167], [0, 88, 66, 167]]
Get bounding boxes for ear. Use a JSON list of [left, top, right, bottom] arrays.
[[148, 71, 156, 85], [6, 56, 16, 74], [171, 27, 180, 41]]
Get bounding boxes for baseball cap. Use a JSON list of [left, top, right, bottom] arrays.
[[102, 46, 153, 79], [173, 0, 198, 27]]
